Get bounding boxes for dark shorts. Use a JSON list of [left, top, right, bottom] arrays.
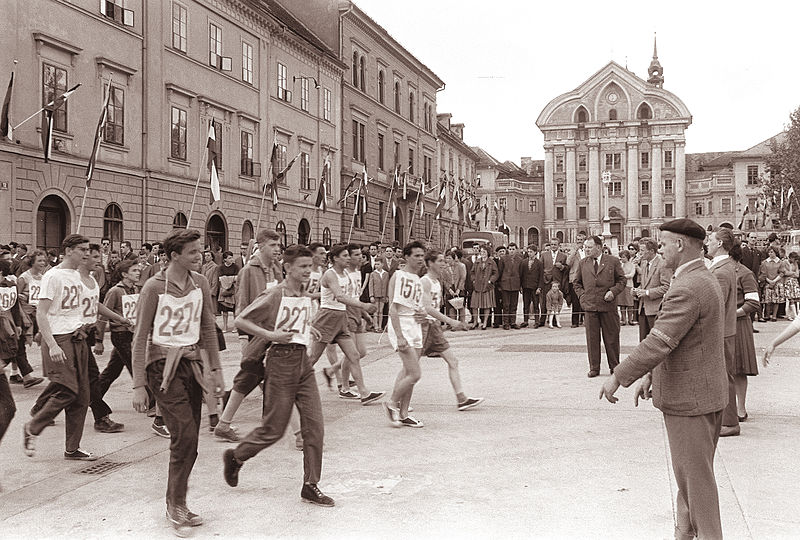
[[218, 301, 235, 313], [346, 306, 365, 334], [233, 337, 267, 395], [312, 309, 351, 344], [421, 320, 450, 357]]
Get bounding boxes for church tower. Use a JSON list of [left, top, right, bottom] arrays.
[[647, 34, 664, 88]]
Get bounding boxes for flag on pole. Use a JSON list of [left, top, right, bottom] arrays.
[[402, 171, 408, 199], [207, 122, 221, 204], [85, 78, 113, 187], [483, 203, 488, 228], [270, 146, 300, 211], [339, 172, 358, 207], [315, 154, 330, 211], [418, 177, 426, 217], [434, 181, 447, 220], [737, 205, 750, 230], [41, 83, 80, 162], [1, 71, 13, 141], [391, 165, 400, 218]]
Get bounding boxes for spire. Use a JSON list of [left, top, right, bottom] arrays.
[[647, 32, 664, 88]]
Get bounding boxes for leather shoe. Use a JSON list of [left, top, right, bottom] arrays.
[[720, 425, 740, 437], [738, 413, 748, 422], [587, 371, 600, 378], [519, 322, 528, 328]]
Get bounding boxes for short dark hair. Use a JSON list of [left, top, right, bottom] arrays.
[[116, 259, 138, 277], [17, 243, 27, 252], [257, 229, 280, 244], [329, 243, 348, 259], [283, 244, 313, 265], [454, 249, 463, 259], [222, 250, 234, 259], [142, 242, 153, 252], [425, 249, 442, 265], [370, 241, 380, 248], [308, 242, 325, 253], [639, 237, 658, 253], [89, 243, 101, 254], [403, 241, 425, 257], [162, 229, 201, 260], [527, 244, 539, 252], [495, 245, 506, 253], [768, 233, 779, 243], [588, 235, 603, 247], [120, 241, 132, 250], [714, 227, 735, 252], [346, 243, 361, 256], [729, 240, 743, 262], [508, 242, 517, 249], [62, 234, 90, 251]]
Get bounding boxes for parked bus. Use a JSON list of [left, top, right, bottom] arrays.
[[460, 231, 508, 252], [778, 230, 800, 253]]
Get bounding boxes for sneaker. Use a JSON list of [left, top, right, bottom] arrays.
[[399, 416, 424, 428], [94, 416, 125, 433], [338, 389, 360, 400], [23, 377, 44, 388], [360, 391, 385, 405], [223, 449, 242, 487], [165, 504, 191, 537], [301, 483, 335, 507], [64, 449, 99, 461], [208, 414, 219, 433], [457, 397, 485, 411], [383, 402, 401, 427], [9, 374, 23, 384], [152, 421, 170, 438], [23, 423, 37, 457], [180, 506, 203, 527], [145, 406, 156, 418], [214, 423, 240, 442]]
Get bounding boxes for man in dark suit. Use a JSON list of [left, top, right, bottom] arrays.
[[497, 243, 523, 329], [573, 235, 626, 377], [707, 227, 740, 437], [458, 249, 475, 327], [520, 245, 543, 328], [600, 218, 727, 540], [491, 246, 506, 328], [632, 237, 672, 341], [539, 238, 569, 326]]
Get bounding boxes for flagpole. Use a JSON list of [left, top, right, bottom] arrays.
[[11, 107, 45, 132], [347, 183, 360, 244], [187, 144, 209, 228], [380, 176, 396, 245], [408, 182, 424, 239], [256, 130, 277, 232]]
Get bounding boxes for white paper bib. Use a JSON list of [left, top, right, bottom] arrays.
[[152, 286, 203, 347], [121, 293, 140, 326], [0, 288, 18, 312], [276, 295, 313, 346], [392, 271, 423, 311]]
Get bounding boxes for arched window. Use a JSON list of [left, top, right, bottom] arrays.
[[609, 108, 617, 121], [206, 213, 227, 252], [359, 56, 366, 92], [527, 227, 540, 248], [378, 70, 385, 104], [37, 194, 70, 253], [394, 81, 401, 114], [641, 228, 650, 238], [352, 51, 359, 87], [276, 220, 287, 248], [172, 212, 188, 229], [322, 227, 331, 248], [298, 219, 311, 245], [576, 107, 588, 123], [103, 203, 124, 247], [408, 90, 414, 122], [637, 103, 653, 120], [556, 231, 564, 243], [241, 220, 254, 244]]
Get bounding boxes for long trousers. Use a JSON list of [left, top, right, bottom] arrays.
[[569, 284, 583, 326], [492, 286, 504, 326], [721, 335, 739, 428], [501, 290, 519, 326], [147, 358, 203, 507], [36, 349, 108, 422], [13, 335, 34, 377], [234, 344, 324, 484], [521, 288, 540, 324], [0, 373, 16, 443], [584, 311, 620, 373], [638, 312, 656, 341]]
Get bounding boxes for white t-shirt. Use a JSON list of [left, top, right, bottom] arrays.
[[421, 274, 442, 321], [79, 274, 100, 324], [320, 269, 349, 311], [392, 270, 423, 316], [39, 267, 85, 335]]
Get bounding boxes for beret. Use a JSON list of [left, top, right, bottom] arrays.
[[659, 218, 706, 240]]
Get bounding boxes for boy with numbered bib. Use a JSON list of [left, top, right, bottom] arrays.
[[222, 245, 334, 507], [132, 229, 225, 536]]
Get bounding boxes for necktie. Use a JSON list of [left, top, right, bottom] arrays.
[[593, 258, 599, 274]]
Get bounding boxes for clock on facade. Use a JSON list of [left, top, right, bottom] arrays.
[[607, 92, 618, 104]]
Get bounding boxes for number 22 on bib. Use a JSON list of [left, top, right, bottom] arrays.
[[152, 287, 203, 347], [276, 295, 312, 346], [122, 294, 140, 326]]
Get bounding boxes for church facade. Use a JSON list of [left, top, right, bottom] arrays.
[[536, 43, 692, 244]]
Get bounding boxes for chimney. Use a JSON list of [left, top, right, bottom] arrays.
[[520, 157, 532, 174], [437, 113, 452, 131], [451, 123, 465, 140]]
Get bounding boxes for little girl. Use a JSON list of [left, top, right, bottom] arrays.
[[546, 281, 564, 328]]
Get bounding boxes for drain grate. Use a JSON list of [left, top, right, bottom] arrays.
[[76, 460, 130, 475]]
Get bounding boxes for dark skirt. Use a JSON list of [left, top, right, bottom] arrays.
[[734, 316, 758, 376], [472, 288, 495, 309]]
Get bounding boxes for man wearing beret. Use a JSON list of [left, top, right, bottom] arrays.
[[599, 218, 727, 540], [573, 235, 627, 377]]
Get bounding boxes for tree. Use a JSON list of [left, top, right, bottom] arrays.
[[765, 106, 800, 228]]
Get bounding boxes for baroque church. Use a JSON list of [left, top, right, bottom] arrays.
[[536, 38, 692, 244]]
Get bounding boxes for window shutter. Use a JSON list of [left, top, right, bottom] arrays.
[[221, 57, 232, 72]]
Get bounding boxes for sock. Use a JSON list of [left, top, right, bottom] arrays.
[[456, 392, 467, 404]]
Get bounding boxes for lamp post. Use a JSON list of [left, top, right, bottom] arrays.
[[602, 170, 612, 240]]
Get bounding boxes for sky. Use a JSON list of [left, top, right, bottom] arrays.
[[354, 0, 799, 164]]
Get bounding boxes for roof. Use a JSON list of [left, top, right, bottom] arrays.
[[471, 146, 504, 168], [738, 132, 787, 158], [259, 0, 342, 63]]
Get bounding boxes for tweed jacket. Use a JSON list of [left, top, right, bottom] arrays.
[[709, 256, 737, 338], [520, 256, 544, 290], [637, 255, 672, 316], [573, 254, 626, 312], [470, 258, 499, 294], [497, 253, 522, 291], [614, 259, 728, 416]]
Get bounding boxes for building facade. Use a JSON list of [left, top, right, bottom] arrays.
[[536, 49, 692, 245], [0, 0, 344, 253], [436, 114, 480, 248]]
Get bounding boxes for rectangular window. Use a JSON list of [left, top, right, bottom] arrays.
[[529, 200, 537, 213], [578, 182, 587, 197], [300, 77, 309, 111], [748, 197, 757, 212], [498, 197, 507, 208], [209, 23, 222, 68], [610, 181, 623, 196], [665, 203, 673, 218], [377, 133, 385, 170], [101, 0, 134, 27], [409, 148, 415, 175], [277, 63, 290, 101], [556, 206, 564, 220], [578, 206, 587, 219], [211, 119, 222, 169], [556, 183, 564, 198], [641, 151, 650, 169], [323, 88, 331, 121], [721, 198, 732, 213], [641, 204, 650, 218], [664, 178, 673, 193], [555, 155, 564, 172], [242, 41, 253, 84], [578, 154, 587, 171], [170, 106, 187, 160], [352, 120, 365, 162], [277, 143, 287, 181], [172, 3, 187, 52], [104, 86, 124, 145], [300, 152, 310, 190], [42, 63, 68, 132], [240, 131, 253, 176], [605, 153, 622, 170], [641, 180, 649, 195], [708, 201, 713, 215], [695, 202, 703, 216], [424, 156, 432, 182], [379, 202, 385, 233], [664, 150, 673, 168], [747, 165, 759, 185], [394, 140, 400, 169]]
